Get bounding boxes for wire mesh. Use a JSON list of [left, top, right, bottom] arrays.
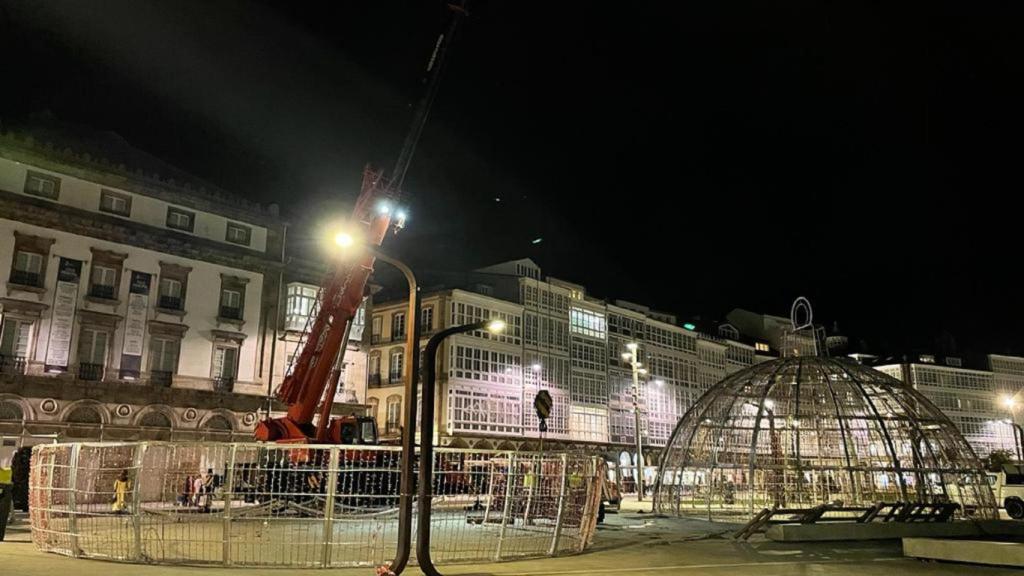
[[29, 442, 603, 567], [653, 356, 998, 522]]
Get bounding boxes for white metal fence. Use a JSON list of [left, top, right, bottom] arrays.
[[29, 442, 604, 567]]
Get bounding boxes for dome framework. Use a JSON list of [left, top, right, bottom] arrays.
[[654, 356, 996, 521]]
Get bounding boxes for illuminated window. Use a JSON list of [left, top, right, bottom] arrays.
[[570, 308, 606, 339], [755, 342, 770, 352], [285, 283, 318, 331]]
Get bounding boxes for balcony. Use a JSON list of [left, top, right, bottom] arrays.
[[391, 332, 406, 343], [158, 295, 183, 311], [9, 269, 42, 288], [385, 420, 400, 435], [78, 363, 105, 381], [219, 306, 242, 320], [0, 355, 27, 375], [88, 284, 116, 300], [151, 370, 174, 387], [388, 371, 403, 384], [368, 373, 382, 387], [213, 376, 235, 393], [370, 334, 381, 345]]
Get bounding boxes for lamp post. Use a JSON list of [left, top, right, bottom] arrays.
[[621, 342, 648, 501], [1000, 394, 1024, 461], [333, 231, 419, 575], [417, 318, 506, 576]]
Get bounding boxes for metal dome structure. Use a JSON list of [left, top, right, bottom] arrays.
[[653, 355, 997, 521]]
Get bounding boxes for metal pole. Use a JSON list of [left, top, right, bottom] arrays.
[[630, 354, 645, 501], [321, 447, 340, 567], [374, 250, 420, 576], [130, 443, 146, 561], [222, 444, 236, 565], [495, 453, 516, 561], [548, 453, 569, 555], [67, 443, 80, 557], [418, 321, 489, 576]]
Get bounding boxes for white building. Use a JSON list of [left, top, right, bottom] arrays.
[[874, 356, 1019, 457], [363, 258, 757, 462], [0, 124, 367, 454]]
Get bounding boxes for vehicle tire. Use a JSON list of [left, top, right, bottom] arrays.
[[1006, 497, 1024, 520]]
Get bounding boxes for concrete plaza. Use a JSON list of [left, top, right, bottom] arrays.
[[4, 497, 1021, 575]]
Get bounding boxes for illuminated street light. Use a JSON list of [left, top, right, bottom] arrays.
[[334, 231, 355, 248], [378, 201, 392, 214], [622, 342, 648, 502], [531, 363, 542, 372], [1001, 394, 1017, 410], [486, 319, 506, 334], [999, 392, 1023, 460], [653, 379, 665, 387]]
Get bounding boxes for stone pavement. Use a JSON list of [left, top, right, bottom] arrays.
[[4, 498, 1022, 575]]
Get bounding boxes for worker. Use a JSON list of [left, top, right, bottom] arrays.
[[111, 469, 130, 513]]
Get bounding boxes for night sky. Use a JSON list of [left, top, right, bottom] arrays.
[[2, 1, 1020, 357]]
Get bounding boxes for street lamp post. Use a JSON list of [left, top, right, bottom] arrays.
[[333, 232, 419, 576], [621, 343, 648, 501], [417, 318, 506, 576]]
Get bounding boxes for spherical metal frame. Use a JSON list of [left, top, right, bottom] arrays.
[[654, 356, 997, 521]]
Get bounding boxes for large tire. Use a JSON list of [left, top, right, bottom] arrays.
[[1006, 497, 1024, 520]]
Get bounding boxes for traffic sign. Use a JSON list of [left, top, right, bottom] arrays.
[[534, 390, 552, 420]]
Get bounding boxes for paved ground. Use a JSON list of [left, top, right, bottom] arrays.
[[5, 497, 1022, 575]]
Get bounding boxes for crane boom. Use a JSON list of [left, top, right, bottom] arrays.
[[254, 1, 468, 444]]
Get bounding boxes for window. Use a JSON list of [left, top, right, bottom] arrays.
[[285, 283, 318, 331], [89, 264, 118, 300], [149, 337, 180, 374], [368, 352, 381, 385], [213, 345, 239, 388], [159, 278, 183, 309], [570, 308, 607, 339], [156, 261, 191, 312], [371, 315, 382, 344], [77, 328, 108, 380], [11, 251, 44, 287], [389, 349, 404, 383], [23, 170, 60, 200], [421, 306, 434, 332], [755, 342, 770, 353], [166, 207, 195, 232], [391, 312, 406, 340], [367, 397, 379, 420], [99, 190, 132, 216], [218, 275, 248, 321], [225, 222, 252, 246], [0, 318, 32, 364], [386, 395, 402, 434]]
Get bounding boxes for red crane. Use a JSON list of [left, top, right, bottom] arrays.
[[254, 2, 468, 444]]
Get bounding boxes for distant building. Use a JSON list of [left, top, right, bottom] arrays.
[[873, 354, 1021, 457], [364, 258, 757, 470]]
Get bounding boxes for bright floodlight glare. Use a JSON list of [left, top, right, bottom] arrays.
[[638, 368, 648, 375], [486, 319, 506, 334], [1001, 394, 1017, 410], [654, 379, 665, 387], [396, 209, 408, 221], [621, 352, 632, 360], [626, 342, 639, 352], [377, 201, 392, 215], [531, 363, 542, 372], [334, 232, 355, 248]]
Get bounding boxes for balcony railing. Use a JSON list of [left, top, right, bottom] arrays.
[[385, 421, 400, 435], [391, 332, 406, 342], [0, 355, 27, 375], [158, 295, 183, 310], [9, 269, 42, 288], [89, 284, 116, 300], [219, 306, 242, 320], [151, 370, 174, 387], [78, 363, 104, 381], [388, 371, 403, 384], [213, 376, 235, 393], [368, 373, 382, 387]]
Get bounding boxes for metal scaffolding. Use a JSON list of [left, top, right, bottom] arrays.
[[653, 356, 998, 522]]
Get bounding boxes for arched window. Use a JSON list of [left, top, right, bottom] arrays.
[[0, 400, 23, 421], [203, 414, 233, 431], [66, 404, 102, 424], [385, 394, 402, 434], [367, 397, 379, 420], [139, 411, 172, 428]]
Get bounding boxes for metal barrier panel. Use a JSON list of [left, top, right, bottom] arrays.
[[29, 442, 602, 568]]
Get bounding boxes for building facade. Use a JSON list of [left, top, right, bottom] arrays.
[[874, 355, 1021, 457], [0, 126, 367, 458], [364, 258, 757, 468]]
